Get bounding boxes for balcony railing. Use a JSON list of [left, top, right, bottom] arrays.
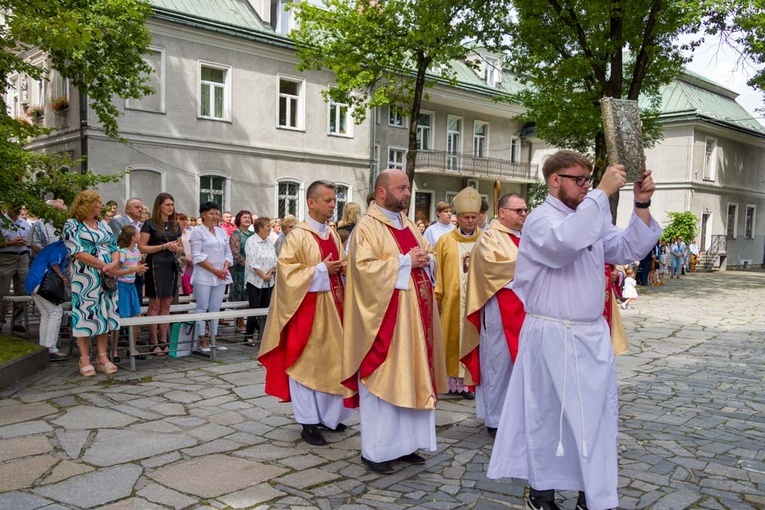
[[414, 151, 539, 182]]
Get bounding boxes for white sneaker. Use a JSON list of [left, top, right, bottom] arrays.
[[215, 345, 228, 351], [200, 347, 211, 353]]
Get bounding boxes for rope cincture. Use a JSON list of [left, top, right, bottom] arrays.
[[528, 313, 592, 459]]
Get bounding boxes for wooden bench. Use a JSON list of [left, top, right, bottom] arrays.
[[121, 307, 268, 371]]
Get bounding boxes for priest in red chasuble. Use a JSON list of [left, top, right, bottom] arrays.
[[461, 193, 527, 438], [258, 180, 352, 447], [433, 186, 483, 400], [342, 169, 447, 474]]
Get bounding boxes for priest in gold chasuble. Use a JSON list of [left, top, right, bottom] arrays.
[[342, 169, 447, 474], [258, 180, 352, 447], [434, 186, 483, 400]]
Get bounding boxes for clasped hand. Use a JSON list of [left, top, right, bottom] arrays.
[[409, 247, 430, 269]]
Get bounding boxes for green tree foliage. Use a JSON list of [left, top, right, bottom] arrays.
[[660, 210, 699, 242], [527, 180, 548, 209], [0, 0, 154, 229], [497, 0, 710, 215], [709, 0, 765, 93], [290, 0, 509, 184]]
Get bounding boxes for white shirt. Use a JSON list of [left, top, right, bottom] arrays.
[[0, 214, 31, 254], [189, 225, 233, 286], [423, 221, 453, 248], [245, 234, 277, 289]]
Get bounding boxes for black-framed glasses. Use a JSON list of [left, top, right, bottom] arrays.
[[501, 207, 529, 215], [557, 174, 593, 186]]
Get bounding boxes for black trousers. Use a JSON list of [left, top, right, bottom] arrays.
[[245, 283, 272, 339]]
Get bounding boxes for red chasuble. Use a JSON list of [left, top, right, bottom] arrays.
[[261, 233, 343, 402], [342, 225, 436, 408], [462, 233, 525, 384]]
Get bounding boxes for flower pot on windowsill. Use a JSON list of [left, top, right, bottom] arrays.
[[51, 96, 69, 113], [26, 105, 45, 123]]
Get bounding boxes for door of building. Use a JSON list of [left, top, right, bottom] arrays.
[[414, 192, 433, 225]]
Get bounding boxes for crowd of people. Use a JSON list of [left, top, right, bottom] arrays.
[[1, 148, 666, 510]]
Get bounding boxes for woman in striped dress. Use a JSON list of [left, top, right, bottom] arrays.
[[63, 190, 120, 377]]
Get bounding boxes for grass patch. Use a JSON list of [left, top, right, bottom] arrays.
[[0, 335, 43, 365]]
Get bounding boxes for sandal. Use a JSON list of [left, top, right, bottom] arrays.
[[152, 346, 166, 357], [79, 356, 95, 377], [95, 353, 118, 374]]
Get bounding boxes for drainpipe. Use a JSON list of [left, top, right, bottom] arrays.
[[368, 103, 377, 199], [79, 87, 88, 176]]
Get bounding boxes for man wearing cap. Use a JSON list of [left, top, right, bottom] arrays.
[[433, 186, 483, 400], [342, 169, 447, 474], [461, 193, 527, 438]]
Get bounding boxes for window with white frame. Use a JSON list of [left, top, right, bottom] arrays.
[[726, 203, 738, 239], [333, 184, 349, 222], [417, 112, 433, 151], [199, 63, 231, 121], [447, 116, 462, 171], [199, 175, 226, 209], [388, 147, 406, 170], [703, 137, 717, 181], [278, 77, 304, 129], [278, 180, 301, 217], [745, 205, 756, 239], [273, 0, 293, 35], [510, 137, 520, 162], [389, 106, 405, 127], [6, 75, 19, 117], [485, 58, 498, 87], [328, 97, 352, 136], [127, 47, 164, 113], [474, 121, 488, 158]]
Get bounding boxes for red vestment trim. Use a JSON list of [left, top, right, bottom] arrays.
[[603, 264, 613, 328], [342, 224, 435, 408], [462, 233, 524, 384], [260, 232, 342, 402]]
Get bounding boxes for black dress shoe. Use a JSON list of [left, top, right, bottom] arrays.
[[112, 355, 121, 363], [12, 325, 26, 333], [486, 427, 497, 438], [361, 455, 394, 474], [397, 452, 426, 465], [48, 352, 68, 362], [127, 351, 147, 360], [300, 425, 327, 446], [319, 423, 348, 432], [461, 390, 475, 400]]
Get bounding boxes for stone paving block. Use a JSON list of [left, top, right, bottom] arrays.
[[94, 497, 166, 509], [181, 438, 242, 457], [0, 420, 52, 439], [54, 430, 90, 460], [137, 482, 198, 509], [41, 459, 95, 484], [110, 404, 162, 421], [51, 406, 137, 429], [141, 451, 183, 468], [0, 435, 52, 461], [148, 453, 288, 498], [275, 468, 342, 490], [187, 423, 235, 441], [0, 401, 59, 426], [217, 482, 287, 508], [33, 464, 142, 508], [82, 429, 197, 467], [0, 491, 54, 510], [0, 455, 58, 491], [148, 402, 186, 416], [129, 420, 182, 434]]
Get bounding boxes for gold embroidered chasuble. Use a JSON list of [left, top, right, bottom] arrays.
[[341, 203, 447, 410], [258, 222, 346, 395]]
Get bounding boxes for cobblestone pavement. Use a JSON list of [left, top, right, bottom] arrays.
[[0, 270, 763, 509]]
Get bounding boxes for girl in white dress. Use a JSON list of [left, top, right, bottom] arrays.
[[621, 268, 638, 309]]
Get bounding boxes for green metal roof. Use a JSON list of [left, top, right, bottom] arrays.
[[150, 0, 271, 33], [656, 71, 765, 135]]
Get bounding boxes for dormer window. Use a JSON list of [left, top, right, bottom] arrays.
[[485, 58, 500, 87]]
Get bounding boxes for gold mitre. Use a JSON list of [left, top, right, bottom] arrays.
[[453, 187, 481, 214]]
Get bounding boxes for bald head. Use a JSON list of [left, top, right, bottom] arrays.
[[375, 169, 411, 212]]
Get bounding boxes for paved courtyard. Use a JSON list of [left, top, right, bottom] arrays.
[[0, 270, 763, 509]]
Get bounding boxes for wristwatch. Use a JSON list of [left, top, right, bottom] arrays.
[[634, 200, 651, 209]]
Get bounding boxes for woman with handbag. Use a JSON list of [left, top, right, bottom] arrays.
[[63, 191, 120, 377], [140, 193, 183, 356], [25, 239, 69, 361], [189, 202, 233, 352]]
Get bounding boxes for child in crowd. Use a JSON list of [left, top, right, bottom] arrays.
[[658, 245, 669, 285], [113, 226, 148, 362], [621, 268, 638, 309]]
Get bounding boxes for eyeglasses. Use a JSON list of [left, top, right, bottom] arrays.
[[501, 207, 529, 215], [557, 174, 593, 186]]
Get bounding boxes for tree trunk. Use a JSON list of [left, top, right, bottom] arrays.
[[404, 54, 431, 186]]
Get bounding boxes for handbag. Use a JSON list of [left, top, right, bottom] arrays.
[[101, 273, 118, 293], [38, 270, 68, 305], [181, 264, 194, 295]]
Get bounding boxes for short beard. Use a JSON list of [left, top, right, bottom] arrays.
[[559, 186, 585, 210], [384, 196, 408, 212]]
